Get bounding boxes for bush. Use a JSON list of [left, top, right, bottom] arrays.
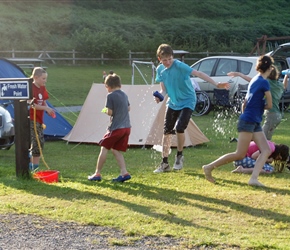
[[72, 28, 128, 58]]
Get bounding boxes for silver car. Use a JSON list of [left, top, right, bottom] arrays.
[[0, 103, 15, 150], [190, 56, 258, 103]]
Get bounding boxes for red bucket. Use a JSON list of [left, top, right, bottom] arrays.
[[33, 170, 59, 183]]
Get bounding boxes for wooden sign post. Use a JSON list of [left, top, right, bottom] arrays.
[[0, 78, 32, 178]]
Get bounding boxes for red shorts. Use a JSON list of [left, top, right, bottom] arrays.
[[99, 128, 131, 152]]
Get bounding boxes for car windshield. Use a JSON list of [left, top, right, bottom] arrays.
[[271, 43, 290, 58]]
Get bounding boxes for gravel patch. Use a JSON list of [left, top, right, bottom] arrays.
[[0, 214, 187, 250]]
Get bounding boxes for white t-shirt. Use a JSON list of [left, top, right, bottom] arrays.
[[190, 78, 200, 91]]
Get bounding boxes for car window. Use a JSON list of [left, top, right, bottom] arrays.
[[274, 60, 286, 72], [193, 58, 217, 76], [273, 60, 289, 79], [215, 59, 237, 76], [271, 45, 290, 58], [240, 61, 253, 75]]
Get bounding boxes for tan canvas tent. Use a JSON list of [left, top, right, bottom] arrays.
[[63, 84, 209, 147]]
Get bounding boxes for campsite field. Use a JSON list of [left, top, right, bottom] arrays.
[[45, 64, 137, 108], [1, 65, 290, 249]]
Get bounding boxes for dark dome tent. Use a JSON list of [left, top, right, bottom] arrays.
[[0, 58, 72, 140]]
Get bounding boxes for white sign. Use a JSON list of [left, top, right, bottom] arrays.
[[0, 78, 31, 100]]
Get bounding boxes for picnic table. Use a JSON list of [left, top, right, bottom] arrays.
[[6, 58, 46, 70]]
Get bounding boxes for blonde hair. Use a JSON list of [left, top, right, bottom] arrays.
[[31, 67, 47, 78]]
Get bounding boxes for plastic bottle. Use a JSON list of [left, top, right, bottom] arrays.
[[281, 69, 290, 76], [153, 91, 164, 101]]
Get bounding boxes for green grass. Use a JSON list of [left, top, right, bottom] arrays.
[[1, 65, 290, 249], [46, 64, 134, 107], [1, 115, 290, 249]]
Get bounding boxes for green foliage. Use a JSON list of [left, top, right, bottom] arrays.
[[72, 28, 128, 58], [1, 0, 290, 55]]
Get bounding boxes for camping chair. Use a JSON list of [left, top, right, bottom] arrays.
[[213, 89, 237, 116]]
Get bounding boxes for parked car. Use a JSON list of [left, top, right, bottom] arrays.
[[268, 42, 290, 110], [0, 103, 15, 150], [190, 56, 258, 104], [191, 43, 290, 110]]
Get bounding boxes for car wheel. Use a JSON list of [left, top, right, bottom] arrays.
[[4, 136, 15, 150]]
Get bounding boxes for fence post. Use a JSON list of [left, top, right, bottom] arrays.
[[101, 53, 104, 65], [129, 50, 131, 65], [73, 49, 75, 65], [12, 48, 15, 58]]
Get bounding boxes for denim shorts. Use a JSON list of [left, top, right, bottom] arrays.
[[237, 119, 262, 133]]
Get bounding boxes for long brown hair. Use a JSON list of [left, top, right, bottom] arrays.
[[268, 65, 279, 80], [256, 55, 274, 73]]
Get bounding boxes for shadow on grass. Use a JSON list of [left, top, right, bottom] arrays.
[[190, 168, 290, 191], [95, 175, 290, 224], [0, 177, 214, 232], [1, 170, 290, 227]]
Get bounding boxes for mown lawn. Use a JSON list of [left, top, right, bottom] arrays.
[[1, 65, 290, 249]]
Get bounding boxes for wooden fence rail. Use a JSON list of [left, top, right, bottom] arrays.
[[0, 49, 246, 66]]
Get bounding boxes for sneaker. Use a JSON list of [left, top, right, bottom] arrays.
[[29, 163, 39, 172], [112, 174, 131, 182], [173, 155, 184, 170], [153, 162, 171, 173], [88, 174, 102, 181]]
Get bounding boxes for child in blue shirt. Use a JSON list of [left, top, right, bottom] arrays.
[[203, 55, 274, 187], [153, 44, 229, 173]]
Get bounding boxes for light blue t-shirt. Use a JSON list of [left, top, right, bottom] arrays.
[[155, 59, 196, 111], [240, 75, 270, 123]]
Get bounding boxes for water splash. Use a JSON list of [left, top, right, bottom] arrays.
[[212, 112, 238, 139]]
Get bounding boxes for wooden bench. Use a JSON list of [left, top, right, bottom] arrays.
[[7, 58, 47, 70], [16, 64, 35, 69]]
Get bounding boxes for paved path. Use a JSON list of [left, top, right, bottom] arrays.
[[54, 106, 82, 113]]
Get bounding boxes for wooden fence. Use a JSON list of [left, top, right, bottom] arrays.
[[0, 49, 246, 66]]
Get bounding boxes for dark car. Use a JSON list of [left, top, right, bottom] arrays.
[[268, 42, 290, 110]]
